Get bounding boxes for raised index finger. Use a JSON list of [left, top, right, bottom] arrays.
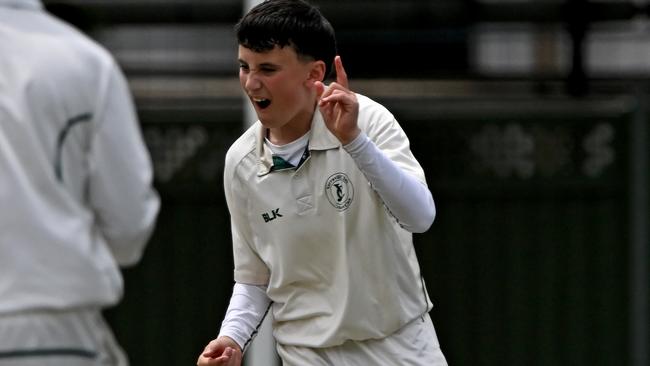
[[334, 55, 348, 89]]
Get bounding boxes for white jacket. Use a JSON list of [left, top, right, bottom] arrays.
[[0, 0, 160, 312]]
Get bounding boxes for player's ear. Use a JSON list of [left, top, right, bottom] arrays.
[[307, 60, 326, 83]]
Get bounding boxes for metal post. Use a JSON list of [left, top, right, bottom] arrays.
[[242, 0, 281, 365], [565, 0, 589, 96], [630, 87, 649, 366]]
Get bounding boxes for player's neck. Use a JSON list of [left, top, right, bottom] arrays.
[[267, 112, 313, 145]]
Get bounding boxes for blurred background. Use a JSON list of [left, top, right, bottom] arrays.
[[41, 0, 649, 365]]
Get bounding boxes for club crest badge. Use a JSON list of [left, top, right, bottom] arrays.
[[325, 172, 354, 211]]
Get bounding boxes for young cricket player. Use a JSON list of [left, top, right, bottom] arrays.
[[198, 1, 447, 365]]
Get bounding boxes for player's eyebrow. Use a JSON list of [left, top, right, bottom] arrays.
[[238, 59, 280, 69]]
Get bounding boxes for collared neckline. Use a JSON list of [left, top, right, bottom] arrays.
[[256, 108, 341, 176], [0, 0, 43, 10], [307, 108, 341, 151]]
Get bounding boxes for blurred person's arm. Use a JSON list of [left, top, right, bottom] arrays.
[[88, 60, 160, 266]]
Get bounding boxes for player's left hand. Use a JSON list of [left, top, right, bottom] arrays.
[[315, 56, 360, 145]]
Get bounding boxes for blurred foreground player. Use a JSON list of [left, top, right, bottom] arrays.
[[0, 1, 160, 365], [198, 0, 447, 365]]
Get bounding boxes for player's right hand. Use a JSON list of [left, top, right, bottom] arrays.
[[316, 55, 360, 146], [197, 336, 242, 366]]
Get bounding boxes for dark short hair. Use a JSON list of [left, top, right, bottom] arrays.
[[235, 0, 337, 79]]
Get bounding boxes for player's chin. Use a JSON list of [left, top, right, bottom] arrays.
[[254, 107, 274, 123]]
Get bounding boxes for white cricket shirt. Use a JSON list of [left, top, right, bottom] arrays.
[[224, 93, 433, 348], [0, 1, 160, 313]]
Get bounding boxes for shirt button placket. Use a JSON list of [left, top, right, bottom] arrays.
[[292, 169, 313, 215]]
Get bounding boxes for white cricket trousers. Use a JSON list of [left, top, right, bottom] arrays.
[[0, 307, 128, 366], [276, 313, 448, 366]]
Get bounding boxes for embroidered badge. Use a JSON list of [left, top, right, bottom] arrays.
[[325, 172, 354, 211]]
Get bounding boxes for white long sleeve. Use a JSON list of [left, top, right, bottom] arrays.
[[218, 283, 272, 352], [344, 131, 435, 233]]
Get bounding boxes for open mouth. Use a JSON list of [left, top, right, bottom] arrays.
[[253, 97, 271, 109]]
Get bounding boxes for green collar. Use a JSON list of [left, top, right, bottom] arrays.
[[270, 145, 310, 172]]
